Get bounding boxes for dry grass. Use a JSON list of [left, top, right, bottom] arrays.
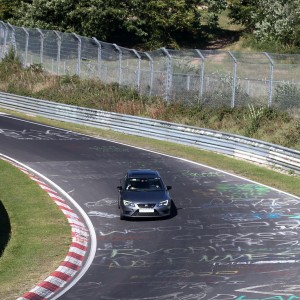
[[0, 59, 299, 151]]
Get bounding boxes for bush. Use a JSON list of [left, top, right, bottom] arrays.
[[273, 82, 300, 110], [200, 74, 250, 107]]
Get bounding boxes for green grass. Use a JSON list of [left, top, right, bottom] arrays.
[[0, 159, 70, 300], [1, 107, 299, 197], [0, 47, 299, 299], [1, 11, 300, 300], [0, 60, 299, 151], [0, 97, 299, 299]]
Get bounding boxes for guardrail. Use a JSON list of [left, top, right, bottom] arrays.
[[0, 91, 299, 174]]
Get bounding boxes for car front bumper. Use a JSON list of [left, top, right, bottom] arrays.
[[120, 205, 171, 218]]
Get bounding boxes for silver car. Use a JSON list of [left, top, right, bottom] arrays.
[[117, 169, 172, 220]]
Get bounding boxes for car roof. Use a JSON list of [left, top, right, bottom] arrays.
[[126, 169, 160, 178]]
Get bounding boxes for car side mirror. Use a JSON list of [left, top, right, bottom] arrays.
[[167, 186, 172, 190], [117, 186, 123, 191]]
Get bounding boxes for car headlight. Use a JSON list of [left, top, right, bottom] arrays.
[[159, 200, 169, 206], [123, 200, 135, 207]]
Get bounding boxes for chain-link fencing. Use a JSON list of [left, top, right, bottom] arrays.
[[1, 21, 300, 114]]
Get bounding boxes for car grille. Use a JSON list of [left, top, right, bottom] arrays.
[[138, 203, 156, 208]]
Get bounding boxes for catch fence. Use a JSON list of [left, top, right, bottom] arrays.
[[1, 21, 300, 113]]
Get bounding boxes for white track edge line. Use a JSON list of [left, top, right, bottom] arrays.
[[3, 114, 298, 199], [0, 153, 97, 299]]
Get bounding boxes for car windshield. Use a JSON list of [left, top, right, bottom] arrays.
[[125, 178, 164, 191]]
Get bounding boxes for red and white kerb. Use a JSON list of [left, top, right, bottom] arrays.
[[2, 159, 89, 300]]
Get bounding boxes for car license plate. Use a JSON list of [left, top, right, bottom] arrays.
[[139, 208, 154, 213]]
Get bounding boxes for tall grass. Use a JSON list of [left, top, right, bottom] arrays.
[[0, 57, 299, 150]]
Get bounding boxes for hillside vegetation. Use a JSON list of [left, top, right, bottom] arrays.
[[0, 55, 299, 151], [0, 3, 299, 299], [0, 2, 299, 148], [1, 1, 300, 52]]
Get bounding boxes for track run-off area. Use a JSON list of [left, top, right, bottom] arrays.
[[1, 113, 300, 300]]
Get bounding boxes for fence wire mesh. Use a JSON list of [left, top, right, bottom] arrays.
[[0, 21, 300, 114]]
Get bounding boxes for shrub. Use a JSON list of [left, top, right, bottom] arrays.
[[273, 82, 300, 110]]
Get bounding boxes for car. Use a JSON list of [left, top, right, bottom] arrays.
[[117, 169, 172, 220]]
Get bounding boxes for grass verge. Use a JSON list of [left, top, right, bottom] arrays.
[[1, 107, 299, 197], [0, 106, 299, 298], [0, 158, 70, 300], [0, 59, 299, 151]]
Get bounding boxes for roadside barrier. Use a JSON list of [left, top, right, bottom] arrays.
[[0, 91, 299, 174]]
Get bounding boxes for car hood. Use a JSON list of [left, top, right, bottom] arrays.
[[122, 190, 168, 203]]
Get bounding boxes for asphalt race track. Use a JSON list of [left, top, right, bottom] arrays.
[[1, 113, 300, 300]]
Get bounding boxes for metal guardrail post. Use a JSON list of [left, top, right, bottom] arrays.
[[161, 47, 172, 102], [144, 52, 154, 96], [132, 49, 141, 90], [72, 33, 81, 76], [92, 37, 102, 80], [264, 52, 274, 108], [113, 44, 122, 85], [54, 30, 61, 75], [36, 28, 44, 65], [228, 51, 237, 108], [195, 49, 205, 102], [21, 27, 29, 67]]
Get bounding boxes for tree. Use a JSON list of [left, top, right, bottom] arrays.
[[227, 0, 260, 32], [254, 0, 300, 46], [228, 0, 300, 47], [5, 0, 227, 49], [0, 0, 32, 20]]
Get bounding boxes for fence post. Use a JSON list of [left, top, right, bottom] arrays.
[[264, 52, 274, 108], [72, 33, 81, 76], [161, 47, 172, 102], [0, 21, 8, 59], [54, 30, 61, 75], [113, 44, 122, 85], [92, 37, 102, 80], [132, 49, 141, 90], [195, 49, 205, 102], [7, 23, 16, 56], [21, 27, 29, 67], [36, 28, 44, 65], [144, 52, 154, 96], [228, 51, 237, 108]]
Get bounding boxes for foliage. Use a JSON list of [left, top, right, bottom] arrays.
[[228, 0, 300, 47], [227, 0, 259, 32], [243, 104, 265, 136], [1, 48, 17, 63], [273, 82, 300, 110], [200, 74, 250, 107], [0, 49, 23, 80], [0, 0, 31, 20], [2, 0, 227, 49], [0, 58, 299, 150], [254, 0, 300, 46]]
